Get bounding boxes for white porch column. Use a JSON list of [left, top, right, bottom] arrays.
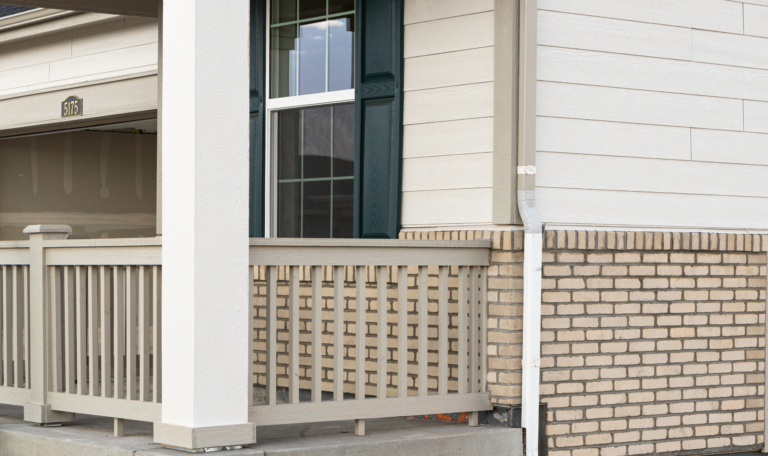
[[153, 0, 253, 451]]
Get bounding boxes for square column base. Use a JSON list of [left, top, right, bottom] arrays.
[[154, 422, 257, 451], [24, 403, 75, 424]]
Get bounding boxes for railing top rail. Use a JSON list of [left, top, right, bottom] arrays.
[[249, 238, 492, 249], [43, 238, 162, 249], [249, 239, 492, 266], [0, 241, 29, 249], [44, 239, 162, 266]]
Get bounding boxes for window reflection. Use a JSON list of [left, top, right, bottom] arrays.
[[270, 0, 354, 98]]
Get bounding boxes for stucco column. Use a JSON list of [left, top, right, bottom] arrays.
[[153, 0, 253, 450]]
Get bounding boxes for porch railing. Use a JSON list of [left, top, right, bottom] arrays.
[[0, 230, 492, 433], [45, 238, 162, 422], [0, 231, 162, 425], [248, 239, 493, 427], [0, 241, 31, 406]]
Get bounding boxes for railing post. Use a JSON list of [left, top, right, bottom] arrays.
[[23, 225, 75, 424]]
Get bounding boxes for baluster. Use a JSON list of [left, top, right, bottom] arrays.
[[139, 266, 151, 401], [152, 266, 162, 403], [24, 266, 30, 389], [100, 266, 112, 398], [333, 266, 343, 401], [418, 266, 428, 396], [2, 266, 10, 387], [311, 266, 322, 403], [438, 266, 448, 396], [266, 266, 277, 406], [126, 267, 139, 400], [88, 266, 99, 396], [1, 266, 9, 387], [458, 266, 468, 394], [470, 267, 479, 394], [64, 266, 76, 393], [355, 266, 366, 400], [397, 266, 408, 398], [480, 267, 488, 394], [113, 267, 126, 399], [376, 266, 386, 399], [51, 266, 63, 392], [75, 266, 88, 394], [13, 266, 24, 388], [288, 266, 299, 404]]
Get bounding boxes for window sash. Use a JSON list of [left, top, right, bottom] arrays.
[[264, 0, 355, 238]]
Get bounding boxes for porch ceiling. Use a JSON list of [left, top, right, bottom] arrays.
[[2, 0, 158, 17]]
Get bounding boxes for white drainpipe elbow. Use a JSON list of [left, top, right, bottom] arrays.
[[518, 189, 542, 456]]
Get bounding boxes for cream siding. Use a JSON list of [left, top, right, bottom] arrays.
[[401, 0, 495, 229], [0, 15, 157, 97], [537, 0, 768, 230]]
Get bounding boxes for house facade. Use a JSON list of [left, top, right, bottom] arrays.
[[0, 0, 766, 455]]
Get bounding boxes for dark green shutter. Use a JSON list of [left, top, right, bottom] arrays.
[[249, 0, 267, 238], [353, 0, 404, 239]]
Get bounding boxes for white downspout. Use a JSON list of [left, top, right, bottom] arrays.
[[517, 0, 541, 455], [519, 188, 542, 456]]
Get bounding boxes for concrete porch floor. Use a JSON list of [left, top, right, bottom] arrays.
[[0, 405, 522, 455]]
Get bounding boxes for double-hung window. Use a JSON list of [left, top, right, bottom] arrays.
[[268, 0, 356, 238], [250, 0, 404, 239]]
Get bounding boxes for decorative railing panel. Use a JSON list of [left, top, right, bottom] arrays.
[[0, 241, 31, 406], [249, 239, 493, 427], [45, 239, 162, 423]]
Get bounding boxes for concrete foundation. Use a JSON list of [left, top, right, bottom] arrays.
[[0, 405, 522, 456]]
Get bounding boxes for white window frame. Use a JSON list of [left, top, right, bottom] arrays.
[[264, 0, 356, 238]]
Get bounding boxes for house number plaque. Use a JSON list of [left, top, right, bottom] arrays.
[[61, 96, 83, 118]]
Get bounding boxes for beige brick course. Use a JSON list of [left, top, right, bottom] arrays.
[[253, 229, 766, 456], [538, 230, 766, 456]]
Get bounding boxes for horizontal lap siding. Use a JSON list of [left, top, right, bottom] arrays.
[[401, 1, 495, 228], [745, 5, 768, 38], [0, 16, 158, 97], [536, 1, 768, 230]]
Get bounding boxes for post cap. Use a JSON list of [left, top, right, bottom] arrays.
[[23, 225, 73, 235]]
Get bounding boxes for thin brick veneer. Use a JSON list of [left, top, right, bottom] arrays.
[[249, 229, 767, 456], [541, 230, 767, 456]]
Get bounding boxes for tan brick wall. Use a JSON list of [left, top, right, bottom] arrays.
[[542, 231, 767, 456], [249, 229, 767, 456]]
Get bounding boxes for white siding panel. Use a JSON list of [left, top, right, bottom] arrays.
[[404, 82, 493, 125], [404, 47, 493, 92], [692, 30, 768, 70], [49, 43, 158, 82], [691, 129, 768, 166], [0, 38, 71, 72], [404, 0, 494, 25], [538, 10, 691, 60], [536, 117, 691, 160], [27, 65, 157, 93], [745, 5, 768, 38], [72, 18, 157, 57], [537, 152, 768, 198], [745, 101, 768, 134], [537, 82, 743, 131], [538, 46, 768, 102], [404, 12, 494, 58], [403, 118, 493, 158], [402, 153, 493, 192], [401, 189, 493, 226], [741, 0, 768, 6], [0, 63, 50, 92], [538, 0, 743, 34], [537, 188, 768, 230]]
